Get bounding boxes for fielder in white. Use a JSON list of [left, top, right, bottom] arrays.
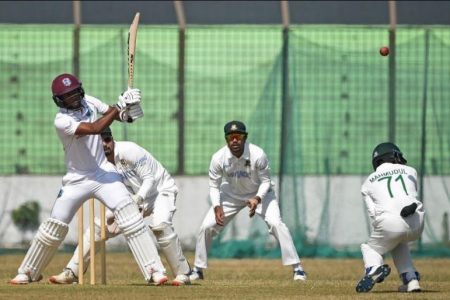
[[49, 127, 191, 286], [10, 73, 168, 285], [356, 142, 425, 293], [189, 121, 306, 281]]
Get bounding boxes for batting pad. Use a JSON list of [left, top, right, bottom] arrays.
[[153, 223, 190, 276], [18, 218, 69, 281], [114, 201, 165, 281]]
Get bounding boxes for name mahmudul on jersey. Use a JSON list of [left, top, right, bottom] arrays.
[[369, 168, 407, 183]]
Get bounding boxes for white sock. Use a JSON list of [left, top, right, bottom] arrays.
[[292, 264, 303, 272]]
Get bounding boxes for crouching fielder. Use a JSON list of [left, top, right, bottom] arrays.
[[189, 121, 306, 282], [49, 127, 191, 286], [356, 142, 425, 293]]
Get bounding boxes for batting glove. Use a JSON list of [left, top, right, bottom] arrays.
[[116, 88, 141, 110], [131, 194, 144, 206], [117, 107, 130, 122], [121, 88, 141, 104], [128, 102, 144, 121]]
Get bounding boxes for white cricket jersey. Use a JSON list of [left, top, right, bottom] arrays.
[[113, 141, 178, 200], [361, 162, 421, 217], [209, 142, 274, 207], [54, 95, 113, 184]]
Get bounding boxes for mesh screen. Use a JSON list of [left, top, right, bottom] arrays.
[[1, 24, 450, 257]]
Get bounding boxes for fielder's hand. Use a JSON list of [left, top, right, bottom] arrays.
[[106, 220, 121, 235], [247, 196, 261, 218], [214, 205, 225, 226], [131, 194, 144, 206]]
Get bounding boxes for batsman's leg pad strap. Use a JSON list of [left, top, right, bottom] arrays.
[[114, 201, 165, 281], [114, 201, 146, 236], [18, 218, 69, 281], [152, 223, 190, 275]]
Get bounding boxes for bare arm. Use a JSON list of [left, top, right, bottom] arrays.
[[75, 106, 119, 135], [247, 196, 261, 218], [214, 205, 225, 226]]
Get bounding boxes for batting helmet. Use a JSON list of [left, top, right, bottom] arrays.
[[372, 142, 407, 170], [51, 73, 85, 108]]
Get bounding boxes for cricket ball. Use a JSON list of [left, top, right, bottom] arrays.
[[380, 46, 389, 56]]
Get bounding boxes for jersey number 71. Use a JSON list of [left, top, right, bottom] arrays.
[[378, 175, 409, 198]]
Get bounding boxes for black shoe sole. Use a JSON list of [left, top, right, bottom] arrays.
[[355, 265, 391, 293]]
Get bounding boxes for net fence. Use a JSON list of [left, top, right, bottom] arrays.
[[1, 24, 449, 256]]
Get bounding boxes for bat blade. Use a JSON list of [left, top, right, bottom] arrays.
[[126, 12, 143, 122], [127, 12, 140, 89]]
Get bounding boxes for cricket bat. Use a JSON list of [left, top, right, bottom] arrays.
[[127, 12, 143, 121]]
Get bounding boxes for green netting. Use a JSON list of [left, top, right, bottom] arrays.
[[1, 24, 450, 257], [2, 25, 449, 175]]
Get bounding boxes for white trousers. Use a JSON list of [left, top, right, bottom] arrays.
[[142, 192, 177, 227], [194, 191, 301, 269], [361, 205, 425, 274], [51, 169, 131, 224]]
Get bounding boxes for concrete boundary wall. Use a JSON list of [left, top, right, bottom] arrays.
[[0, 175, 449, 251]]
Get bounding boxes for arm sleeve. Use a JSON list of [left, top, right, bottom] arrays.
[[209, 156, 222, 207], [125, 143, 155, 199], [87, 95, 110, 114], [54, 115, 79, 136], [362, 192, 376, 219], [255, 153, 272, 200]]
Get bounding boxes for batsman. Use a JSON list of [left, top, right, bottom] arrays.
[[9, 73, 165, 285]]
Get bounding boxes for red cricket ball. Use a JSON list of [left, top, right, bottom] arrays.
[[380, 46, 390, 56]]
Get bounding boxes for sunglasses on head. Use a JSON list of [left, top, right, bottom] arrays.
[[102, 136, 112, 143], [226, 133, 246, 142]]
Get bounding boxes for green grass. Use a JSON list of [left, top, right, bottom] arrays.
[[1, 253, 450, 299]]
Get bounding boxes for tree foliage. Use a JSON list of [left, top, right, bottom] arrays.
[[11, 201, 41, 232]]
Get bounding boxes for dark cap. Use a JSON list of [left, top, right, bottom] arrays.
[[224, 120, 247, 135], [101, 127, 113, 137]]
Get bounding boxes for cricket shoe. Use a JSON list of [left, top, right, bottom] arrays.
[[188, 267, 204, 281], [293, 269, 307, 281], [398, 279, 421, 293], [355, 264, 391, 293], [150, 271, 168, 286], [172, 274, 191, 286], [48, 268, 77, 284], [9, 273, 43, 285]]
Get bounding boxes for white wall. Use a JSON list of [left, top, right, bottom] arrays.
[[1, 175, 449, 251]]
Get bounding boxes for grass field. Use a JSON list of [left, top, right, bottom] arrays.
[[1, 253, 450, 299]]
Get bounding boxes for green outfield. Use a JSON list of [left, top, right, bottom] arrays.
[[1, 253, 449, 299]]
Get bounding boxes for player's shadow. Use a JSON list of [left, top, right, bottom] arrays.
[[372, 290, 439, 294], [130, 282, 200, 287]]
